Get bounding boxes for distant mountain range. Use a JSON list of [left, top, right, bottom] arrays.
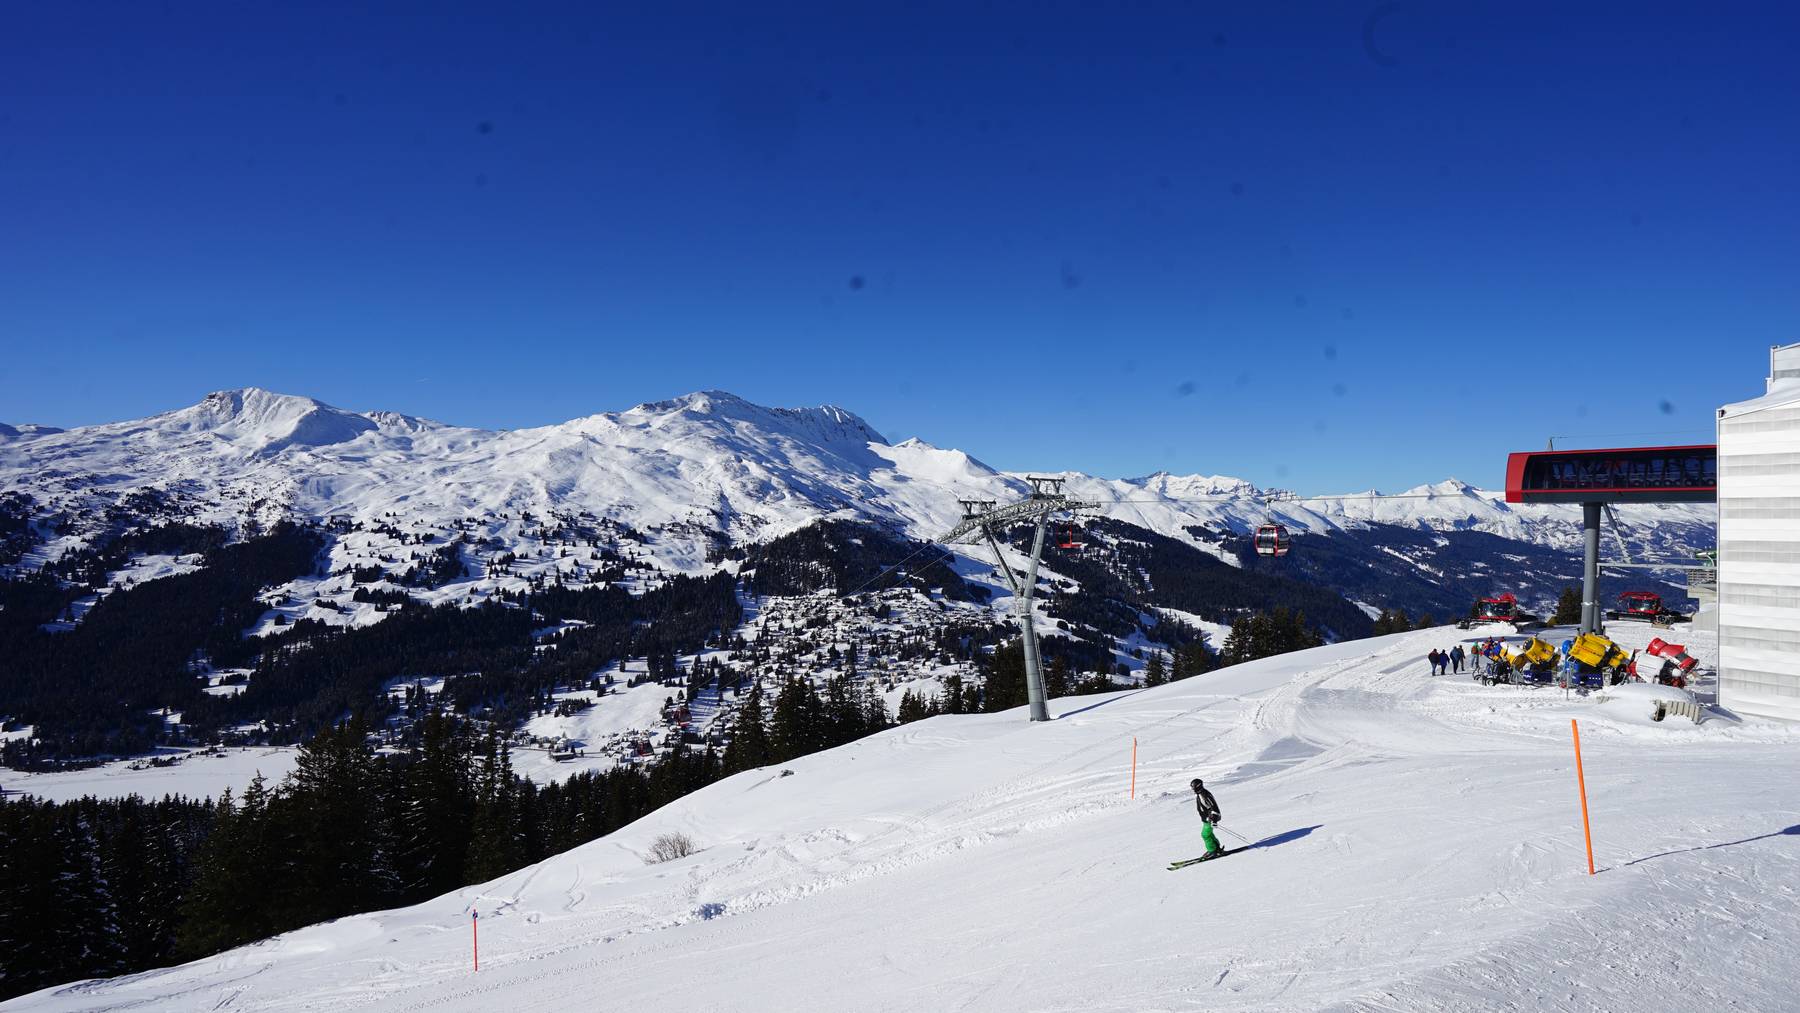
[[0, 388, 1716, 763], [0, 386, 1715, 578]]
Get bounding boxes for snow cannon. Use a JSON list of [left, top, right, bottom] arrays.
[[1568, 633, 1632, 677], [1644, 637, 1700, 687], [1645, 638, 1699, 674], [1508, 637, 1559, 670]]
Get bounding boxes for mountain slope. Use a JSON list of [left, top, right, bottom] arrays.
[[12, 622, 1796, 1012], [0, 387, 1713, 583], [0, 388, 1714, 762]]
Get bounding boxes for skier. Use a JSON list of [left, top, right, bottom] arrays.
[[1191, 778, 1224, 858]]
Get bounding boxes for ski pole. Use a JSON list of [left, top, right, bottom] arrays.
[[1218, 825, 1252, 846]]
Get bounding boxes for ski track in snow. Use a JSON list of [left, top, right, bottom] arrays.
[[9, 623, 1797, 1012]]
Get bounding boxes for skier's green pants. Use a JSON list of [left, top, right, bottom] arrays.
[[1201, 821, 1221, 855]]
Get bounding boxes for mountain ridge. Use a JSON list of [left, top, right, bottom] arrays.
[[0, 386, 1713, 568]]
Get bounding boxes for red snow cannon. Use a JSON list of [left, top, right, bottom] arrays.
[[1645, 638, 1698, 674]]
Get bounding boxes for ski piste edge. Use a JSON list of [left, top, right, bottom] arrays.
[[1167, 848, 1239, 870]]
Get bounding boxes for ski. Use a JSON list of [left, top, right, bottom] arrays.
[[1167, 849, 1237, 870]]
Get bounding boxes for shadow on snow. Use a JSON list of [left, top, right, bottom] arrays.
[[1622, 824, 1800, 868]]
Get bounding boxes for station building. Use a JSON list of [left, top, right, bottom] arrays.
[[1716, 342, 1800, 721]]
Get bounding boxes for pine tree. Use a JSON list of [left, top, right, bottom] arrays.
[[860, 678, 889, 732], [1554, 585, 1583, 625], [467, 735, 524, 882], [282, 716, 394, 927], [770, 675, 823, 761], [897, 689, 928, 723], [940, 672, 965, 714], [400, 710, 472, 897], [1144, 651, 1167, 687], [1045, 655, 1071, 698], [724, 678, 772, 772], [984, 642, 1027, 712]]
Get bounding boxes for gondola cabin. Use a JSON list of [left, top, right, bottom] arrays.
[[1253, 524, 1291, 557]]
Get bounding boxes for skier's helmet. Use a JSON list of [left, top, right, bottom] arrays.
[[1190, 778, 1203, 791]]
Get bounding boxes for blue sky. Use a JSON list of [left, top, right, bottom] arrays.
[[2, 2, 1795, 492]]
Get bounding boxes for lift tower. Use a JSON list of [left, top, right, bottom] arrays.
[[938, 478, 1100, 722]]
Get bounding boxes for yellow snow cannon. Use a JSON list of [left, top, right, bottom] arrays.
[[1569, 633, 1630, 672], [1508, 637, 1559, 671]]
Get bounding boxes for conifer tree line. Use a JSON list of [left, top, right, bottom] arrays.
[[1369, 607, 1442, 635], [0, 712, 726, 1002]]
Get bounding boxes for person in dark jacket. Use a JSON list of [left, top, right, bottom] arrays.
[[1450, 645, 1465, 673], [1191, 778, 1224, 857], [1427, 649, 1442, 676]]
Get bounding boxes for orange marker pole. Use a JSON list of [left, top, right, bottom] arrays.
[[1130, 737, 1137, 799], [1571, 719, 1595, 876], [472, 910, 479, 971]]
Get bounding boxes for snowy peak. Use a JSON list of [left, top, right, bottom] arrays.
[[0, 423, 65, 442], [1127, 472, 1261, 499], [621, 390, 884, 446], [158, 388, 378, 454], [362, 409, 448, 434], [1396, 478, 1486, 499]]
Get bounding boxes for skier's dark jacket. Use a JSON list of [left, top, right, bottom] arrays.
[[1194, 785, 1222, 823]]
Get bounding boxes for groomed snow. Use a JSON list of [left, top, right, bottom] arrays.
[[12, 625, 1798, 1012]]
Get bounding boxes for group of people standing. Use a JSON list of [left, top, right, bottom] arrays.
[[1426, 645, 1465, 676]]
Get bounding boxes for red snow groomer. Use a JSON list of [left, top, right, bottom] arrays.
[[1458, 593, 1543, 631], [1642, 637, 1700, 688], [1606, 591, 1686, 624]]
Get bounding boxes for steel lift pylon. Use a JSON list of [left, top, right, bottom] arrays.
[[938, 477, 1100, 722]]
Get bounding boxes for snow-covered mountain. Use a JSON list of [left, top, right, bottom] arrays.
[[0, 387, 1714, 575]]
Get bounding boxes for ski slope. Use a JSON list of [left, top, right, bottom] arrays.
[[12, 625, 1799, 1012]]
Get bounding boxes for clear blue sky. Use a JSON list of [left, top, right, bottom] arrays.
[[3, 2, 1795, 492]]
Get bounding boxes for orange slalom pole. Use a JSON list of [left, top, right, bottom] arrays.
[[1571, 719, 1595, 876], [1128, 738, 1138, 799], [472, 910, 480, 971]]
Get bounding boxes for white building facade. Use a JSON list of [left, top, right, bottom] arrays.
[[1715, 342, 1800, 722]]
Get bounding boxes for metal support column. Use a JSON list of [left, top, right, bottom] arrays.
[[1019, 515, 1050, 722], [942, 480, 1100, 724], [1580, 501, 1603, 635]]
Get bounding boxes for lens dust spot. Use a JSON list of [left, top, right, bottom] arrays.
[[848, 275, 865, 291], [1659, 399, 1676, 415], [477, 121, 494, 135], [1175, 380, 1197, 397]]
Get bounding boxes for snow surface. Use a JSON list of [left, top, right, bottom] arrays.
[[0, 747, 297, 804], [15, 625, 1799, 1012]]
